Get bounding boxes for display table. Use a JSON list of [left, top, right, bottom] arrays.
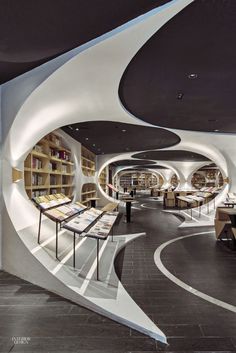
[[176, 196, 195, 219], [63, 211, 119, 279], [186, 195, 205, 217], [220, 208, 236, 227], [215, 208, 236, 248], [43, 202, 87, 259], [32, 194, 85, 246]]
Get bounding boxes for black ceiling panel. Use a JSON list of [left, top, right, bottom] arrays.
[[62, 121, 180, 155], [110, 160, 156, 167], [132, 150, 211, 162], [0, 0, 171, 84], [119, 0, 236, 133], [121, 165, 169, 170]]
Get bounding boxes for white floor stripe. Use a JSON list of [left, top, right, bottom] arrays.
[[191, 207, 213, 220], [51, 237, 87, 275], [80, 237, 109, 295], [140, 203, 158, 210], [154, 231, 236, 313], [180, 210, 199, 223], [105, 240, 120, 285], [32, 229, 67, 254]]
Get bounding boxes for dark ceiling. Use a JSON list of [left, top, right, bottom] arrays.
[[132, 150, 211, 162], [0, 0, 170, 84], [62, 121, 180, 155], [121, 165, 168, 170], [119, 0, 236, 133], [111, 160, 156, 167]]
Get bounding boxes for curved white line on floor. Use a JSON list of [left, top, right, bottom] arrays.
[[154, 231, 236, 313], [141, 203, 158, 210]]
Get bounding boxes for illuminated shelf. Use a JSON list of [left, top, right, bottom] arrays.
[[24, 131, 75, 199]]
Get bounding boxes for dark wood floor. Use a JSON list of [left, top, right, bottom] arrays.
[[0, 194, 236, 352]]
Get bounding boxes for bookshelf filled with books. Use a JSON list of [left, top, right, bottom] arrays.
[[81, 183, 97, 205], [99, 167, 108, 193], [24, 132, 75, 199], [81, 146, 96, 176]]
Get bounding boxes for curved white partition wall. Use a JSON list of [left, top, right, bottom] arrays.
[[1, 0, 235, 344]]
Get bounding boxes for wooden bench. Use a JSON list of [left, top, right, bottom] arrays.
[[101, 202, 119, 212]]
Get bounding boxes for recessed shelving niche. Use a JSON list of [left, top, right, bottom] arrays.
[[24, 131, 75, 199]]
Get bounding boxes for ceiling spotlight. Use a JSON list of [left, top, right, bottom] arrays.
[[177, 92, 184, 100], [92, 143, 96, 147], [188, 73, 198, 79], [214, 129, 219, 132], [76, 128, 79, 131], [85, 137, 89, 140], [122, 129, 126, 132], [69, 125, 73, 130]]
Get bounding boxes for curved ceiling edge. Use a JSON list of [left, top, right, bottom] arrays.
[[119, 0, 236, 133]]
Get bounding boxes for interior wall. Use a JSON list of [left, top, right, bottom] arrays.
[[0, 85, 2, 269]]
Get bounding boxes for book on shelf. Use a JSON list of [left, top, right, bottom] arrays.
[[32, 173, 43, 186], [33, 145, 43, 153], [61, 165, 67, 173], [32, 158, 43, 169]]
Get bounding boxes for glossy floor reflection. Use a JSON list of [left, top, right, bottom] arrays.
[[1, 193, 236, 352]]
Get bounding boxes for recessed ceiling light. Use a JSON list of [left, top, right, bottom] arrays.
[[188, 73, 198, 79], [76, 128, 79, 131], [85, 137, 89, 140], [122, 129, 126, 132], [214, 129, 219, 132], [98, 148, 101, 151], [177, 92, 184, 100], [93, 143, 96, 147]]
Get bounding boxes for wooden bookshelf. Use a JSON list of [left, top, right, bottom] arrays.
[[99, 167, 107, 192], [81, 183, 97, 205], [24, 131, 75, 199], [191, 167, 224, 189], [170, 174, 178, 188], [120, 172, 158, 190], [81, 146, 95, 176]]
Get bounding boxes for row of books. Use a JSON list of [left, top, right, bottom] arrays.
[[32, 173, 44, 186], [61, 165, 68, 173], [32, 190, 48, 197], [49, 148, 70, 161], [32, 157, 43, 169], [48, 162, 58, 171], [86, 212, 118, 239], [50, 175, 58, 185], [64, 208, 103, 233]]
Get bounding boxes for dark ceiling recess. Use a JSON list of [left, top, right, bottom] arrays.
[[110, 160, 156, 167], [132, 150, 211, 162], [119, 0, 236, 133], [62, 121, 180, 155], [121, 165, 169, 170], [0, 0, 171, 84]]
